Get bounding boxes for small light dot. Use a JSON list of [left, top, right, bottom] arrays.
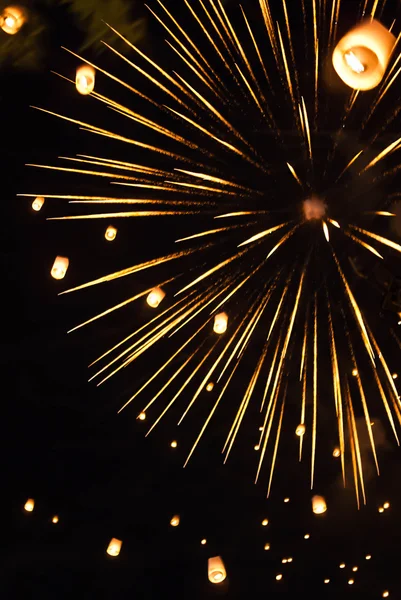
[[276, 574, 282, 581], [378, 507, 384, 513], [382, 591, 389, 598], [348, 579, 354, 585], [170, 516, 180, 527], [352, 368, 358, 376], [52, 515, 59, 524], [324, 579, 330, 584], [262, 519, 269, 526], [392, 373, 398, 379], [365, 555, 372, 560], [264, 543, 270, 550], [383, 502, 390, 509], [333, 447, 341, 457], [287, 557, 293, 563], [170, 440, 177, 448], [282, 558, 288, 564], [259, 426, 263, 431], [352, 566, 358, 572], [138, 412, 146, 421], [206, 382, 214, 392], [254, 445, 260, 451], [284, 497, 290, 503], [339, 563, 346, 569], [304, 534, 310, 539], [201, 539, 207, 545]]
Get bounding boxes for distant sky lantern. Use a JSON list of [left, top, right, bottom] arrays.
[[296, 423, 305, 436], [32, 196, 44, 212], [312, 495, 327, 514], [201, 539, 207, 545], [51, 256, 69, 280], [365, 555, 372, 560], [282, 558, 287, 564], [284, 497, 290, 503], [352, 368, 358, 376], [208, 556, 226, 584], [213, 312, 228, 334], [324, 579, 330, 584], [138, 412, 146, 421], [378, 506, 384, 513], [382, 591, 389, 598], [339, 563, 346, 569], [105, 225, 117, 241], [332, 19, 395, 90], [261, 518, 269, 526], [106, 538, 122, 557], [206, 382, 214, 392], [383, 502, 390, 509], [333, 447, 341, 458], [0, 5, 27, 35], [170, 440, 177, 448], [264, 543, 270, 550], [254, 445, 260, 451], [392, 373, 398, 379], [352, 566, 358, 572], [75, 65, 95, 95], [52, 515, 59, 524], [304, 534, 310, 539], [170, 515, 180, 527], [146, 287, 165, 308], [276, 574, 282, 581], [287, 558, 293, 563], [24, 498, 34, 512]]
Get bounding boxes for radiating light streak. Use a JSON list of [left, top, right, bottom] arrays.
[[323, 221, 330, 242], [164, 180, 237, 195], [238, 222, 290, 247], [335, 150, 363, 182], [360, 135, 401, 173], [371, 365, 401, 443], [212, 262, 267, 314], [328, 218, 340, 228], [261, 331, 283, 412], [266, 225, 299, 259], [59, 155, 169, 176], [346, 389, 362, 509], [370, 0, 380, 19], [311, 295, 318, 489], [286, 162, 303, 187], [215, 211, 269, 219], [19, 195, 206, 206], [343, 231, 383, 259], [267, 282, 289, 343], [301, 96, 313, 162], [363, 211, 395, 216], [369, 330, 401, 406], [352, 359, 380, 475], [236, 291, 273, 360], [299, 354, 307, 461], [281, 0, 300, 99], [300, 320, 308, 381], [26, 162, 150, 183], [235, 62, 265, 116], [259, 0, 280, 71], [199, 0, 237, 65], [349, 225, 401, 254], [175, 225, 240, 243], [267, 390, 286, 497], [48, 211, 198, 220], [346, 380, 367, 507]]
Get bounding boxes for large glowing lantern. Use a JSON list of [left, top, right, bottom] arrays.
[[213, 312, 228, 334], [332, 19, 395, 90], [106, 538, 122, 557], [0, 5, 27, 35], [76, 65, 95, 95], [51, 256, 69, 280], [312, 495, 327, 514], [296, 423, 305, 436], [208, 556, 226, 584], [32, 196, 45, 212], [105, 225, 117, 241], [24, 498, 34, 512], [147, 287, 165, 308]]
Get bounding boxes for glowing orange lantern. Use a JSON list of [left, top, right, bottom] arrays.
[[138, 412, 146, 421], [312, 495, 327, 514], [208, 556, 226, 584], [332, 19, 395, 90], [213, 312, 228, 334], [206, 382, 214, 392], [32, 196, 44, 212], [201, 538, 207, 545], [276, 574, 282, 581], [106, 538, 122, 557], [261, 518, 269, 526], [383, 502, 390, 509], [24, 498, 34, 512], [52, 515, 59, 524], [170, 515, 180, 527], [352, 368, 358, 376], [333, 447, 341, 457], [296, 423, 305, 436], [0, 5, 26, 35], [382, 591, 389, 598], [51, 256, 69, 280], [146, 287, 165, 308], [76, 65, 95, 95], [105, 225, 117, 241], [170, 440, 177, 448], [264, 543, 270, 550]]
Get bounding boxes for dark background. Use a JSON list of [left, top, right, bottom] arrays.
[[2, 0, 401, 598]]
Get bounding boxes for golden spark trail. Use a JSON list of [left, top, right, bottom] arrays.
[[27, 163, 156, 183], [215, 211, 269, 219], [277, 23, 297, 121], [346, 392, 361, 509], [241, 6, 272, 88], [300, 319, 308, 381], [259, 0, 280, 71], [335, 150, 363, 182], [238, 222, 290, 247], [266, 225, 300, 259], [48, 211, 199, 220], [200, 0, 237, 64], [19, 195, 208, 206], [343, 231, 383, 259], [368, 329, 401, 405], [346, 381, 367, 506], [363, 211, 396, 216], [261, 331, 283, 411], [59, 155, 169, 176], [323, 221, 329, 242], [370, 0, 380, 19], [236, 291, 274, 359], [364, 65, 401, 128], [328, 218, 340, 228], [349, 225, 401, 254], [301, 96, 313, 163], [299, 353, 307, 461], [286, 162, 303, 187], [267, 283, 289, 342], [267, 390, 286, 497], [311, 295, 318, 489], [212, 262, 267, 313], [174, 169, 259, 194], [372, 366, 401, 442], [235, 63, 266, 116], [281, 0, 300, 98], [164, 180, 237, 195], [360, 135, 401, 173], [175, 225, 242, 243]]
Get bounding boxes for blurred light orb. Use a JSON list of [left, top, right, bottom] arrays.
[[304, 534, 310, 539], [254, 444, 260, 451], [76, 65, 95, 95], [383, 502, 390, 509], [339, 563, 346, 569], [365, 555, 372, 560], [213, 312, 228, 334], [264, 543, 270, 550], [201, 539, 207, 545], [312, 495, 327, 514], [392, 373, 398, 379], [352, 566, 358, 572], [332, 19, 395, 90], [24, 498, 34, 512], [52, 515, 59, 524], [282, 558, 288, 564], [170, 515, 180, 527], [303, 196, 326, 220], [333, 447, 341, 457], [170, 440, 178, 448], [106, 538, 122, 557], [138, 412, 146, 421], [382, 591, 389, 598], [378, 506, 384, 513], [287, 557, 293, 563], [51, 256, 69, 280], [324, 579, 330, 584], [352, 368, 358, 376], [1, 5, 26, 35], [348, 579, 354, 585], [261, 518, 269, 526], [208, 556, 226, 584], [206, 382, 214, 392], [105, 225, 117, 241], [276, 574, 283, 581], [284, 497, 290, 503], [296, 423, 306, 436], [32, 196, 45, 212], [147, 287, 166, 308]]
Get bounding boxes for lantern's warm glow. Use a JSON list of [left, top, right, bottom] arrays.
[[382, 591, 389, 598], [0, 5, 26, 34], [296, 423, 305, 436], [147, 287, 166, 308], [206, 382, 214, 392], [32, 196, 45, 212], [51, 256, 69, 280], [392, 373, 398, 379], [138, 412, 146, 421], [76, 65, 95, 95], [106, 538, 122, 557], [340, 563, 346, 569], [352, 566, 358, 572], [52, 515, 59, 524], [24, 498, 34, 512], [201, 539, 207, 545], [304, 534, 310, 539], [264, 543, 270, 550], [333, 447, 341, 457], [324, 579, 330, 584], [261, 519, 269, 526], [352, 368, 358, 376], [105, 225, 117, 241], [366, 555, 372, 560], [332, 19, 395, 90], [312, 495, 327, 514], [284, 497, 290, 503], [170, 440, 178, 448], [170, 515, 180, 527], [208, 556, 226, 584], [348, 579, 354, 585], [383, 502, 390, 509], [276, 574, 283, 581], [213, 312, 228, 334]]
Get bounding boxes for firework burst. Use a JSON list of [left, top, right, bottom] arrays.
[[21, 0, 401, 505]]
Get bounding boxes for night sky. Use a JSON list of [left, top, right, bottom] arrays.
[[2, 1, 401, 598]]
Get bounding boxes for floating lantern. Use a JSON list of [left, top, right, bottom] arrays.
[[382, 591, 389, 598], [284, 497, 290, 503], [170, 515, 180, 527], [52, 515, 59, 524], [352, 368, 358, 376], [213, 312, 228, 334], [24, 498, 34, 512], [105, 225, 117, 241], [333, 447, 341, 458], [254, 444, 260, 451], [378, 506, 384, 513], [296, 423, 305, 436], [392, 373, 398, 379], [348, 579, 354, 585], [170, 440, 177, 448], [0, 5, 26, 35], [261, 518, 269, 526], [264, 543, 270, 550], [32, 196, 44, 212], [138, 412, 146, 421], [276, 574, 282, 581], [146, 287, 165, 308], [208, 556, 226, 584], [51, 256, 69, 280], [201, 539, 207, 545], [312, 495, 327, 514], [352, 566, 358, 572], [287, 557, 293, 563], [75, 65, 95, 95], [383, 502, 390, 509], [206, 382, 214, 392], [304, 534, 310, 539], [324, 579, 330, 584], [365, 555, 372, 560], [259, 426, 263, 431], [106, 538, 122, 557], [339, 563, 346, 569], [332, 19, 395, 90]]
